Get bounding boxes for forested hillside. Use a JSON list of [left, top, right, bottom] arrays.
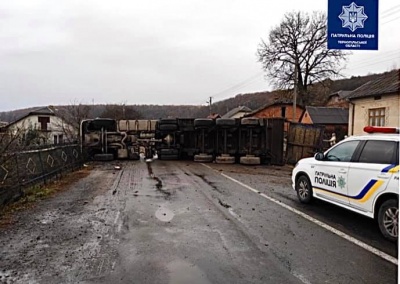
[[0, 71, 390, 123]]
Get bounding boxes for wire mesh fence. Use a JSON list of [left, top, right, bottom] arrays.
[[0, 144, 84, 207]]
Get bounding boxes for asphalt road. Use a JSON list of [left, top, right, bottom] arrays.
[[0, 159, 397, 284]]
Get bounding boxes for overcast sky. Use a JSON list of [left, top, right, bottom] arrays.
[[0, 0, 399, 112]]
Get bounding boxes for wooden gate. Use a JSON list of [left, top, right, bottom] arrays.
[[286, 123, 324, 164]]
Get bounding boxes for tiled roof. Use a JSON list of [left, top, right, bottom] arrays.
[[222, 106, 252, 118], [29, 106, 55, 115], [306, 106, 348, 124], [347, 69, 400, 100], [245, 101, 302, 117]]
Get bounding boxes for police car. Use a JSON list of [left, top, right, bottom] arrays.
[[292, 126, 399, 242]]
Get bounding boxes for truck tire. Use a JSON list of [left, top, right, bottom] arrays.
[[194, 153, 213, 163], [194, 119, 214, 128], [216, 154, 235, 164], [378, 199, 398, 242], [240, 155, 260, 165], [241, 117, 259, 126], [159, 119, 178, 124], [216, 118, 236, 127]]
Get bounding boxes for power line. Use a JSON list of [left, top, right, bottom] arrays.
[[211, 72, 264, 99]]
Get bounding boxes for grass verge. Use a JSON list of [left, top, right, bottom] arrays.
[[0, 166, 92, 227]]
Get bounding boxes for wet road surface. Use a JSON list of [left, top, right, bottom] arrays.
[[0, 160, 397, 283]]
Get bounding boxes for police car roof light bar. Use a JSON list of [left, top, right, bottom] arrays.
[[363, 126, 400, 134]]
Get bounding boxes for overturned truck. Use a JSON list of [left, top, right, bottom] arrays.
[[81, 117, 285, 165]]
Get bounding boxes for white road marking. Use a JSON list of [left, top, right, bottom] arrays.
[[201, 163, 398, 266], [292, 271, 312, 284]]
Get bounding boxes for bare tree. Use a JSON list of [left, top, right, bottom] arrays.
[[0, 127, 23, 155], [257, 11, 349, 105], [101, 104, 142, 120], [0, 125, 33, 168], [56, 101, 92, 143]]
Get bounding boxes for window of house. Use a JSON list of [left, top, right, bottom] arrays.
[[38, 116, 50, 131], [368, 108, 385, 126], [54, 135, 58, 145], [281, 107, 286, 118]]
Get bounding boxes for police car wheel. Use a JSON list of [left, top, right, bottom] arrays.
[[378, 199, 398, 242], [296, 175, 313, 204]]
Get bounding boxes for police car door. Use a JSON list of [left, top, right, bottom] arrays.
[[312, 140, 361, 206], [347, 140, 398, 214]]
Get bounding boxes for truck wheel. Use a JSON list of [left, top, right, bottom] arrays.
[[194, 153, 213, 163], [159, 119, 178, 124], [296, 175, 313, 204], [216, 118, 236, 127], [241, 117, 259, 126], [239, 155, 260, 165], [194, 119, 214, 128], [378, 199, 398, 242]]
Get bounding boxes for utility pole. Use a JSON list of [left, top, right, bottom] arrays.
[[293, 59, 298, 123], [206, 97, 212, 115]]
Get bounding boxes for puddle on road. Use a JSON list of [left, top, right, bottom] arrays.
[[155, 207, 174, 222], [167, 260, 211, 284]]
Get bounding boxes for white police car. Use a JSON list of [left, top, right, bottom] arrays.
[[292, 126, 399, 242]]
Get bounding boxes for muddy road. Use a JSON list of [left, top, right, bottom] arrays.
[[0, 160, 397, 283]]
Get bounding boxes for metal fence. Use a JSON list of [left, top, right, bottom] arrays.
[[0, 144, 84, 206]]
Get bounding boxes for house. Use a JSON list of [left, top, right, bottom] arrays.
[[207, 113, 221, 119], [300, 106, 349, 142], [325, 90, 352, 107], [222, 106, 252, 119], [245, 102, 305, 132], [347, 69, 400, 135], [1, 106, 76, 146]]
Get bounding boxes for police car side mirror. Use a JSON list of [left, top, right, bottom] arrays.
[[314, 152, 324, 161]]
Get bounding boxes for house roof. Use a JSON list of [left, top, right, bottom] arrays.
[[347, 69, 400, 100], [222, 106, 252, 118], [29, 106, 56, 116], [306, 107, 348, 124], [207, 113, 221, 119], [4, 106, 56, 128], [246, 101, 304, 117], [328, 90, 353, 99]]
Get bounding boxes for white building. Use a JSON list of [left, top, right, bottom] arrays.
[[2, 106, 76, 146], [347, 70, 400, 135]]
